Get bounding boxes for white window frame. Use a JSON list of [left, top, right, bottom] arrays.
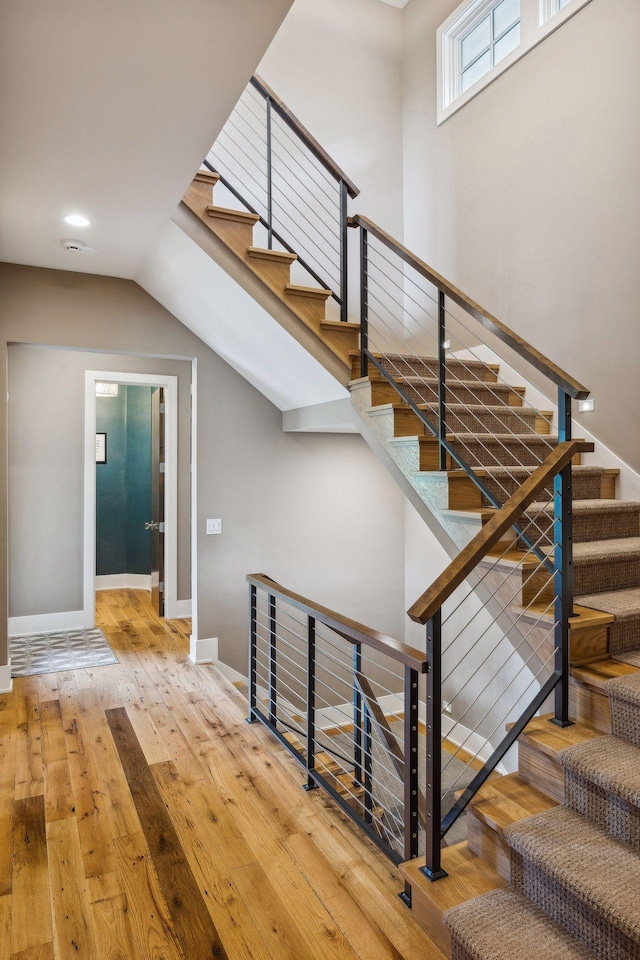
[[437, 0, 594, 125]]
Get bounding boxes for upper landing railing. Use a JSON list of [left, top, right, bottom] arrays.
[[205, 74, 359, 324]]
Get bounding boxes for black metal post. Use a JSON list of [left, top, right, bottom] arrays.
[[353, 643, 363, 786], [363, 704, 373, 824], [360, 227, 369, 378], [247, 584, 258, 723], [339, 180, 349, 323], [266, 96, 273, 249], [438, 290, 447, 471], [400, 666, 420, 907], [268, 594, 277, 726], [305, 615, 318, 790], [421, 610, 447, 881], [552, 389, 574, 727]]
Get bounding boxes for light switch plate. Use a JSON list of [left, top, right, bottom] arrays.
[[206, 518, 222, 535]]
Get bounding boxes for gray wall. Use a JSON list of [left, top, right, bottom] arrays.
[[8, 349, 191, 615], [402, 0, 640, 470], [0, 263, 407, 673]]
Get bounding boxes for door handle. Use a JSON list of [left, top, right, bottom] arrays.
[[145, 521, 160, 531]]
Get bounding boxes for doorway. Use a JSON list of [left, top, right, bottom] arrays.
[[84, 371, 180, 624]]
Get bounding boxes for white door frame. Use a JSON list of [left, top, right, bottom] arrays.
[[84, 370, 181, 622]]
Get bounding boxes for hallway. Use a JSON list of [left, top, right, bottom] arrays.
[[0, 589, 445, 959]]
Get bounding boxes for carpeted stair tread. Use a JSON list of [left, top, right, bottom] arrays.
[[444, 888, 599, 960], [527, 499, 640, 518], [605, 672, 640, 750], [559, 735, 640, 808], [576, 587, 640, 659], [572, 538, 640, 563], [505, 805, 640, 941]]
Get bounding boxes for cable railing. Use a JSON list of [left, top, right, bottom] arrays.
[[205, 75, 359, 323], [247, 573, 427, 902], [246, 437, 590, 887], [207, 75, 597, 893]]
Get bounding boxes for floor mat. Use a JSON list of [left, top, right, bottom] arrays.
[[10, 627, 118, 677]]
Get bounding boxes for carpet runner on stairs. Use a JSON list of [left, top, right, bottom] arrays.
[[443, 672, 640, 960]]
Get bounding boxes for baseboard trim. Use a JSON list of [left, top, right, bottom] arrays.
[[213, 661, 246, 686], [8, 609, 92, 637], [188, 636, 246, 685], [169, 599, 192, 620], [189, 635, 218, 664], [95, 574, 152, 591], [0, 661, 12, 693]]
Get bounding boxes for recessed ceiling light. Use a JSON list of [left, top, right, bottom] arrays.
[[64, 213, 90, 227]]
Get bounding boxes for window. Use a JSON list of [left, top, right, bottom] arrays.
[[437, 0, 594, 124], [460, 0, 521, 93]]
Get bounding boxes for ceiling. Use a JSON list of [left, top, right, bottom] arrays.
[[0, 0, 292, 279]]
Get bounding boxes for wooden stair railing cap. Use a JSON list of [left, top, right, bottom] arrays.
[[247, 573, 427, 672], [407, 440, 594, 626], [250, 75, 360, 199], [350, 214, 589, 401]]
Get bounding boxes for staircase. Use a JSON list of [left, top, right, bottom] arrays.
[[180, 75, 640, 959]]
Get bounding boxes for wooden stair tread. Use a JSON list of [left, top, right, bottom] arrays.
[[247, 246, 297, 263], [467, 773, 558, 835], [571, 658, 640, 692], [194, 169, 220, 184], [510, 602, 615, 630], [205, 204, 260, 224], [400, 841, 506, 911], [320, 320, 360, 331], [284, 284, 332, 300], [513, 713, 601, 760]]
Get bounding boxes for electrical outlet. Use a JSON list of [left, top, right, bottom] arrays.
[[206, 518, 222, 535]]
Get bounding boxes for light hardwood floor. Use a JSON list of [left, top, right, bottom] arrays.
[[0, 589, 446, 960]]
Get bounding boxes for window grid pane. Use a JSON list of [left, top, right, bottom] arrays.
[[493, 0, 520, 39], [493, 21, 520, 64], [461, 16, 491, 69], [462, 49, 491, 91]]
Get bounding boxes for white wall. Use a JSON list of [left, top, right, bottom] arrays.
[[402, 0, 640, 471], [258, 0, 405, 319]]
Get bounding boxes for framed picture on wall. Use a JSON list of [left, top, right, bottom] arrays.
[[96, 432, 107, 464]]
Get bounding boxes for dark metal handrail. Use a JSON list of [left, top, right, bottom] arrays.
[[250, 75, 360, 199], [351, 214, 589, 400], [247, 574, 427, 672], [207, 76, 360, 322]]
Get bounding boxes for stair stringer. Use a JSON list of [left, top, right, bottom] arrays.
[[172, 202, 351, 387]]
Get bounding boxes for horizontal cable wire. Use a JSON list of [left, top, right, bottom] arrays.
[[270, 114, 339, 194], [214, 129, 269, 186], [442, 633, 556, 768], [269, 143, 340, 222], [442, 647, 557, 790]]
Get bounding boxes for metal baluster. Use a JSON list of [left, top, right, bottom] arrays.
[[266, 96, 273, 249], [421, 610, 447, 881], [305, 615, 318, 790], [400, 665, 420, 906], [339, 180, 349, 323], [269, 594, 277, 725], [353, 643, 363, 785], [363, 703, 373, 824], [360, 227, 369, 378], [552, 389, 574, 727], [438, 290, 447, 471], [247, 584, 258, 723]]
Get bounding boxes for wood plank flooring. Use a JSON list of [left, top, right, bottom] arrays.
[[0, 589, 446, 960]]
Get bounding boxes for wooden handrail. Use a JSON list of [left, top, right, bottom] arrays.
[[247, 574, 427, 672], [251, 75, 360, 199], [351, 214, 589, 400], [407, 439, 594, 625]]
